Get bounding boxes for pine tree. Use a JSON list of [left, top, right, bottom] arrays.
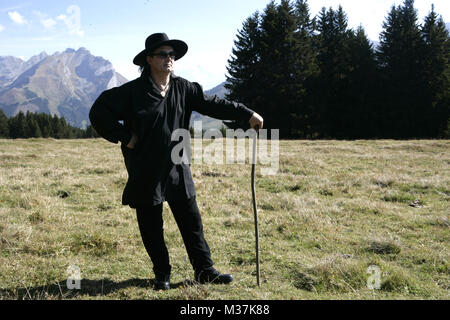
[[314, 6, 354, 138], [15, 112, 28, 138], [347, 26, 380, 138], [51, 114, 63, 138], [257, 0, 305, 138], [225, 0, 304, 137], [274, 0, 304, 137], [377, 0, 426, 138], [421, 5, 450, 137], [0, 109, 9, 138], [59, 116, 70, 138], [25, 111, 34, 138], [289, 0, 320, 137], [254, 0, 280, 134], [39, 113, 52, 138], [294, 0, 314, 35], [85, 125, 100, 138], [24, 112, 43, 138], [225, 10, 262, 123]]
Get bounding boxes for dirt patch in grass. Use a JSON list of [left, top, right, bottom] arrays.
[[366, 241, 401, 255]]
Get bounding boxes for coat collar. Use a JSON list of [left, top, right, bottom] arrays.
[[140, 69, 180, 96]]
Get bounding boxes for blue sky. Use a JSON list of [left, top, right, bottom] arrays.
[[0, 0, 448, 89]]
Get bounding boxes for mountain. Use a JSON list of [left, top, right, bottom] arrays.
[[0, 48, 127, 128], [0, 52, 48, 88], [0, 56, 25, 87], [205, 81, 227, 99]]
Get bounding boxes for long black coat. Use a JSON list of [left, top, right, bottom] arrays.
[[89, 72, 254, 208]]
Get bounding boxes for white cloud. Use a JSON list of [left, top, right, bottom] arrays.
[[28, 5, 85, 37], [8, 11, 26, 25], [34, 11, 57, 29], [57, 5, 84, 37], [0, 25, 4, 32], [41, 18, 56, 28]]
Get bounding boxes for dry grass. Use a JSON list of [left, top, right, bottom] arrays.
[[0, 138, 449, 300]]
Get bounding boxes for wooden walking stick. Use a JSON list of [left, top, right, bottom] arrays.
[[251, 125, 260, 287]]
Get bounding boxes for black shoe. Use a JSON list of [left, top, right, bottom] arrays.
[[195, 268, 234, 284], [153, 274, 170, 291]]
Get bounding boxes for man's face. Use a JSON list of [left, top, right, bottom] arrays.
[[146, 45, 175, 74]]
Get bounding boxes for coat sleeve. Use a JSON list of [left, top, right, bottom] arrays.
[[89, 84, 132, 145], [186, 81, 254, 122]]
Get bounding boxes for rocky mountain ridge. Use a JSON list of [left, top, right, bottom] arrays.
[[0, 48, 127, 128]]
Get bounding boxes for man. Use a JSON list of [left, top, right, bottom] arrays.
[[89, 33, 263, 290]]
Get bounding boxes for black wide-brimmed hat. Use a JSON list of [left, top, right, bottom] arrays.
[[133, 33, 188, 67]]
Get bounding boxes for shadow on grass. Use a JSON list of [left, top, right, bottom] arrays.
[[0, 278, 196, 299]]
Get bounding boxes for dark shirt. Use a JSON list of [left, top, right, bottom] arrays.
[[89, 71, 254, 208]]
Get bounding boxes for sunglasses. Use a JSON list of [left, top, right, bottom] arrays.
[[151, 51, 176, 59]]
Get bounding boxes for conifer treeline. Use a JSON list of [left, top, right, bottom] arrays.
[[225, 0, 450, 139], [0, 109, 99, 139]]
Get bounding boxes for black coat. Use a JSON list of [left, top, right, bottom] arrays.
[[89, 72, 254, 208]]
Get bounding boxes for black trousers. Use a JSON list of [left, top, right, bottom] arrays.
[[136, 196, 214, 277]]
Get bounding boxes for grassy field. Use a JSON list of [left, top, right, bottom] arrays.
[[0, 138, 448, 300]]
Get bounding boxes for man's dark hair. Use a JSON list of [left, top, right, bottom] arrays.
[[139, 62, 150, 75]]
